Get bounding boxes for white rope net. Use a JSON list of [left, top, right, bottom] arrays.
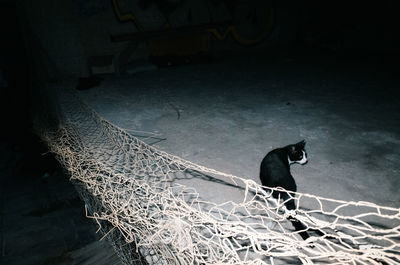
[[36, 87, 399, 265]]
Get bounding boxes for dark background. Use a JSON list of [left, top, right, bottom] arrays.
[[0, 0, 399, 264], [1, 0, 399, 143]]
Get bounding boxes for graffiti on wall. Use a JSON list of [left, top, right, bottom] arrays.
[[111, 0, 275, 45]]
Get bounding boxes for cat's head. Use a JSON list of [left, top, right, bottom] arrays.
[[288, 140, 307, 165]]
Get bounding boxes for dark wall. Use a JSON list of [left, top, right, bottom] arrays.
[[1, 0, 399, 108], [0, 2, 32, 142], [299, 0, 399, 54]]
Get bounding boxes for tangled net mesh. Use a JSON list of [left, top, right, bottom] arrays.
[[35, 86, 399, 265]]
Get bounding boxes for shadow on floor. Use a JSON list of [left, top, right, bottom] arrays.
[[0, 132, 121, 265]]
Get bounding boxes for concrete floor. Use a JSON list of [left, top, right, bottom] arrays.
[[2, 52, 398, 265], [78, 52, 400, 209], [0, 134, 121, 265]]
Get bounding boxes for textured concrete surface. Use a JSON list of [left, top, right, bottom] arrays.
[[0, 134, 121, 265], [2, 52, 397, 265], [78, 53, 400, 208]]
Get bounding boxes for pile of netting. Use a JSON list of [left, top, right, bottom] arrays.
[[35, 86, 399, 265]]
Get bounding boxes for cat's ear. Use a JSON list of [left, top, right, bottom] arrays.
[[290, 145, 296, 153], [297, 140, 306, 148]]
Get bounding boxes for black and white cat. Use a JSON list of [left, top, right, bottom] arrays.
[[259, 140, 312, 240]]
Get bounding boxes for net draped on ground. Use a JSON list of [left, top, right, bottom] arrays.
[[35, 86, 400, 265]]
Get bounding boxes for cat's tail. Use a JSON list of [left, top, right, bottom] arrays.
[[281, 192, 327, 241], [263, 188, 327, 241], [288, 216, 311, 240], [279, 192, 312, 240]]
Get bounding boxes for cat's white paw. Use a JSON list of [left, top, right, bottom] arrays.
[[283, 209, 297, 218]]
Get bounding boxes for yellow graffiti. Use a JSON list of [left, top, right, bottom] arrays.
[[112, 0, 274, 45], [208, 6, 274, 45], [112, 0, 144, 31]]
